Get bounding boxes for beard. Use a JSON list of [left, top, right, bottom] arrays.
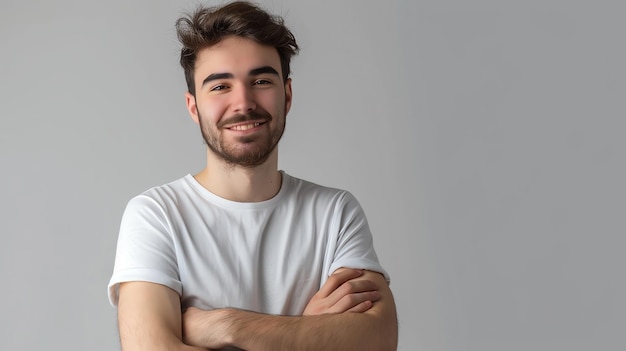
[[198, 107, 285, 168]]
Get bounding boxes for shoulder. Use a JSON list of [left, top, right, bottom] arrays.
[[283, 172, 344, 197], [139, 175, 195, 201], [123, 175, 199, 217], [281, 172, 362, 210]]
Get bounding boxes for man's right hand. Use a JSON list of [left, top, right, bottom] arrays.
[[303, 268, 381, 316]]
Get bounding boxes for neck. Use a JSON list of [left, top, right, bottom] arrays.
[[194, 148, 282, 202]]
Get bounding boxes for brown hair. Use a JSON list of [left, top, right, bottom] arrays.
[[176, 1, 299, 96]]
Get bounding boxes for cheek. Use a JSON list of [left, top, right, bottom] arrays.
[[199, 102, 226, 124], [258, 92, 286, 115]]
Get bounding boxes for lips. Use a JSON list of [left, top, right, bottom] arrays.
[[228, 122, 264, 131], [218, 110, 272, 131]]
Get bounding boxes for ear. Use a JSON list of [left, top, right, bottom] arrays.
[[185, 91, 200, 125], [284, 78, 293, 116]]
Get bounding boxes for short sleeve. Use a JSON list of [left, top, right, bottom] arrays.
[[107, 195, 182, 306], [328, 192, 390, 283]]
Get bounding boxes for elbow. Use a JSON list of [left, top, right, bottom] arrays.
[[374, 319, 398, 351], [357, 338, 397, 351], [378, 334, 398, 351], [357, 325, 398, 351]]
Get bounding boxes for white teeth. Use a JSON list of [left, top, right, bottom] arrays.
[[231, 123, 261, 131]]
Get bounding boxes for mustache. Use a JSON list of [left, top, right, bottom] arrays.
[[217, 109, 272, 129]]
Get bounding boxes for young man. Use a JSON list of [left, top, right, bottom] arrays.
[[107, 2, 397, 350]]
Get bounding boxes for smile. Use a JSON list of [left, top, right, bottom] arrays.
[[229, 122, 264, 131]]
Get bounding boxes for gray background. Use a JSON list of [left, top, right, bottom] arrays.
[[1, 0, 624, 350]]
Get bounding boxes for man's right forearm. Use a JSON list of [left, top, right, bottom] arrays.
[[226, 306, 397, 351], [183, 270, 397, 351]]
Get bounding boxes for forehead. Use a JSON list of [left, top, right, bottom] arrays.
[[194, 36, 282, 78]]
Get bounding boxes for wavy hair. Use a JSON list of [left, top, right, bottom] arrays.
[[176, 1, 299, 95]]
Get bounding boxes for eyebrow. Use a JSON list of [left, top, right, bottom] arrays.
[[201, 66, 280, 88], [249, 66, 280, 77], [201, 72, 233, 87]]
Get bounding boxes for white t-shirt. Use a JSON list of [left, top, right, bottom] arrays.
[[108, 172, 388, 316]]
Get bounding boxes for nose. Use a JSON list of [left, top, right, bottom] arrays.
[[231, 83, 256, 114]]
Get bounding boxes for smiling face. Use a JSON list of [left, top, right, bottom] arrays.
[[185, 36, 292, 168]]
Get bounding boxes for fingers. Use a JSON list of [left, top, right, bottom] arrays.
[[329, 290, 381, 314], [317, 272, 380, 314], [326, 278, 378, 306], [303, 268, 382, 316], [348, 300, 373, 313], [316, 268, 364, 298], [183, 306, 200, 314]]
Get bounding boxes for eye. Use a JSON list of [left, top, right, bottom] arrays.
[[210, 84, 229, 92], [253, 79, 272, 86]]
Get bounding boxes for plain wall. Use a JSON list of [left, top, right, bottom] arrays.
[[1, 0, 624, 350]]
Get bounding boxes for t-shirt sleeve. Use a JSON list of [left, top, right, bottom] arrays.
[[107, 194, 182, 307], [327, 191, 390, 283]]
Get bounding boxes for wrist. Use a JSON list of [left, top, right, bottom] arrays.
[[221, 308, 239, 346], [225, 308, 271, 349]]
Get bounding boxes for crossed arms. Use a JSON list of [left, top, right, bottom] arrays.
[[117, 268, 398, 351]]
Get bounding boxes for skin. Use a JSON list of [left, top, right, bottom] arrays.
[[119, 268, 387, 350], [181, 270, 395, 351], [117, 36, 397, 350], [185, 35, 290, 203]]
